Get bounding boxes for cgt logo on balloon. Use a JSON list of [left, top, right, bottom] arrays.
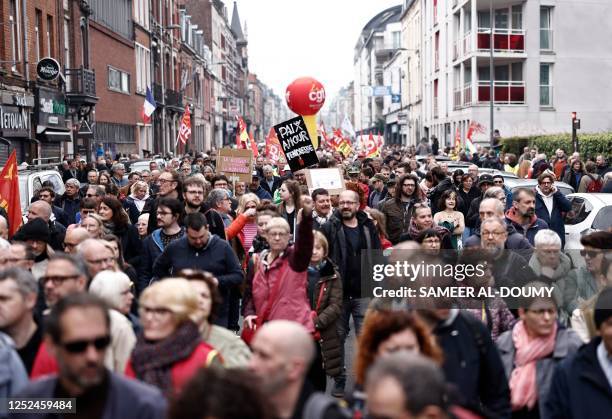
[[308, 86, 325, 105]]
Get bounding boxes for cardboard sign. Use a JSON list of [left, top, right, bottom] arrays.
[[305, 168, 346, 196], [274, 116, 319, 172], [216, 149, 253, 183]]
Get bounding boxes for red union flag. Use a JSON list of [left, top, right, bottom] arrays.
[[265, 128, 282, 164], [0, 150, 22, 237], [177, 106, 192, 145]]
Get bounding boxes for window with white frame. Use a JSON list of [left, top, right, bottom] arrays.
[[134, 0, 149, 29], [540, 7, 553, 50], [135, 44, 151, 94], [392, 31, 401, 49], [46, 15, 55, 58], [540, 64, 552, 106], [108, 66, 130, 94], [9, 0, 22, 71]]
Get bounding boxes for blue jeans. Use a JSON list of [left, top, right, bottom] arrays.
[[334, 297, 369, 389]]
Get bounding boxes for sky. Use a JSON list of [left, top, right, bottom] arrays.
[[226, 0, 402, 111]]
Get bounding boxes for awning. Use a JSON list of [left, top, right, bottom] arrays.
[[37, 127, 72, 142]]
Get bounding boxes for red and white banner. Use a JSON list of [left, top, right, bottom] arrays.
[[177, 106, 192, 145]]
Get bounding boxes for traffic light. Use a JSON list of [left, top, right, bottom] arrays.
[[572, 112, 581, 130]]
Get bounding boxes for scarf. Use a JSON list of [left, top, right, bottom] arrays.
[[131, 320, 202, 396], [535, 185, 554, 216], [509, 320, 557, 411], [129, 194, 150, 212], [312, 210, 332, 227]]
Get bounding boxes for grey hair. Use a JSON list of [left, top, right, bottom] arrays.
[[263, 165, 274, 172], [483, 186, 505, 199], [0, 267, 38, 296], [89, 270, 131, 310], [49, 252, 89, 278], [111, 163, 125, 171], [480, 198, 505, 217], [481, 216, 507, 231], [65, 178, 81, 188], [206, 188, 229, 209], [534, 229, 562, 249], [366, 352, 449, 416]]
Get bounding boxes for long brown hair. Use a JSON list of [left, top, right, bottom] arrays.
[[354, 309, 443, 385], [279, 180, 302, 213]]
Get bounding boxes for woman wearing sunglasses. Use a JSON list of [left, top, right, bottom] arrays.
[[562, 231, 611, 316], [125, 278, 222, 396]]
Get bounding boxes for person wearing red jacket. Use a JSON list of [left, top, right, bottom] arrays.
[[125, 278, 222, 396]]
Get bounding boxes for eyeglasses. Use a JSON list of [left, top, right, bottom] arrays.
[[139, 306, 173, 319], [86, 257, 116, 266], [268, 231, 290, 238], [580, 249, 601, 259], [158, 178, 175, 184], [482, 230, 506, 238], [40, 275, 80, 286], [62, 335, 111, 354]]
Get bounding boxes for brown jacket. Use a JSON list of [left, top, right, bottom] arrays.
[[310, 259, 343, 377]]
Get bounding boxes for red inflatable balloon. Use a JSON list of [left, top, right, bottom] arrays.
[[285, 77, 326, 116]]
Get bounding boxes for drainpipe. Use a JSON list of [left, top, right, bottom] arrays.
[[21, 0, 29, 84]]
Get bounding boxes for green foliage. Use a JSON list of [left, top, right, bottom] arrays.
[[501, 133, 612, 158]]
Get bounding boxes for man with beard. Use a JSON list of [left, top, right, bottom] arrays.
[[17, 293, 165, 419], [379, 174, 425, 244], [463, 198, 532, 259], [249, 320, 316, 419], [183, 177, 226, 239], [534, 172, 571, 247], [138, 198, 184, 295], [12, 218, 54, 280], [143, 170, 182, 234], [311, 188, 333, 230], [479, 216, 535, 291], [505, 188, 548, 246], [322, 190, 381, 396]]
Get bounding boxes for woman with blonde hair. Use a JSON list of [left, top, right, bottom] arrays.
[[80, 213, 106, 238], [125, 278, 222, 396], [125, 180, 152, 224]]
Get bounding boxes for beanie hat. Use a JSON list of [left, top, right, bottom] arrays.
[[13, 218, 50, 243], [594, 286, 612, 330]]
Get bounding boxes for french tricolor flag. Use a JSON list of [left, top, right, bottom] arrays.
[[142, 87, 157, 123]]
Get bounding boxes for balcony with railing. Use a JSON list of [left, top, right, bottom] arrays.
[[64, 67, 98, 106], [165, 89, 183, 111], [477, 81, 525, 105], [453, 88, 462, 110], [463, 84, 472, 107], [477, 28, 525, 53]]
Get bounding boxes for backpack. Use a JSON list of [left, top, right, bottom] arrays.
[[586, 174, 603, 193]]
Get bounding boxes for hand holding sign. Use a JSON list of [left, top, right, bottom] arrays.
[[274, 116, 319, 172]]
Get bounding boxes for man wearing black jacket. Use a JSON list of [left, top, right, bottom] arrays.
[[152, 212, 243, 328], [420, 309, 511, 418], [322, 190, 381, 396]]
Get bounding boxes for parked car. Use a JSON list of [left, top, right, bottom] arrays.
[[17, 168, 65, 213], [127, 158, 165, 173], [563, 193, 612, 250], [504, 178, 574, 196]]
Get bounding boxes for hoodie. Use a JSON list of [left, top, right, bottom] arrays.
[[505, 207, 549, 246]]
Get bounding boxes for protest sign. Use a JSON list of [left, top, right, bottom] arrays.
[[215, 149, 253, 183], [305, 168, 345, 195], [273, 116, 319, 172]]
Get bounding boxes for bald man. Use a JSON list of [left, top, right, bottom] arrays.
[[77, 239, 116, 280], [249, 320, 315, 419], [19, 201, 65, 252], [63, 227, 91, 254]]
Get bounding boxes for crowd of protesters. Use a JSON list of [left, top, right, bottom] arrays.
[[0, 141, 610, 419]]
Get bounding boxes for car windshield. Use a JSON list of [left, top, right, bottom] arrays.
[[564, 196, 593, 225], [592, 205, 612, 230]]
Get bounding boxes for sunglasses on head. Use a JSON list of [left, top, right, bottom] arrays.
[[62, 335, 111, 354]]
